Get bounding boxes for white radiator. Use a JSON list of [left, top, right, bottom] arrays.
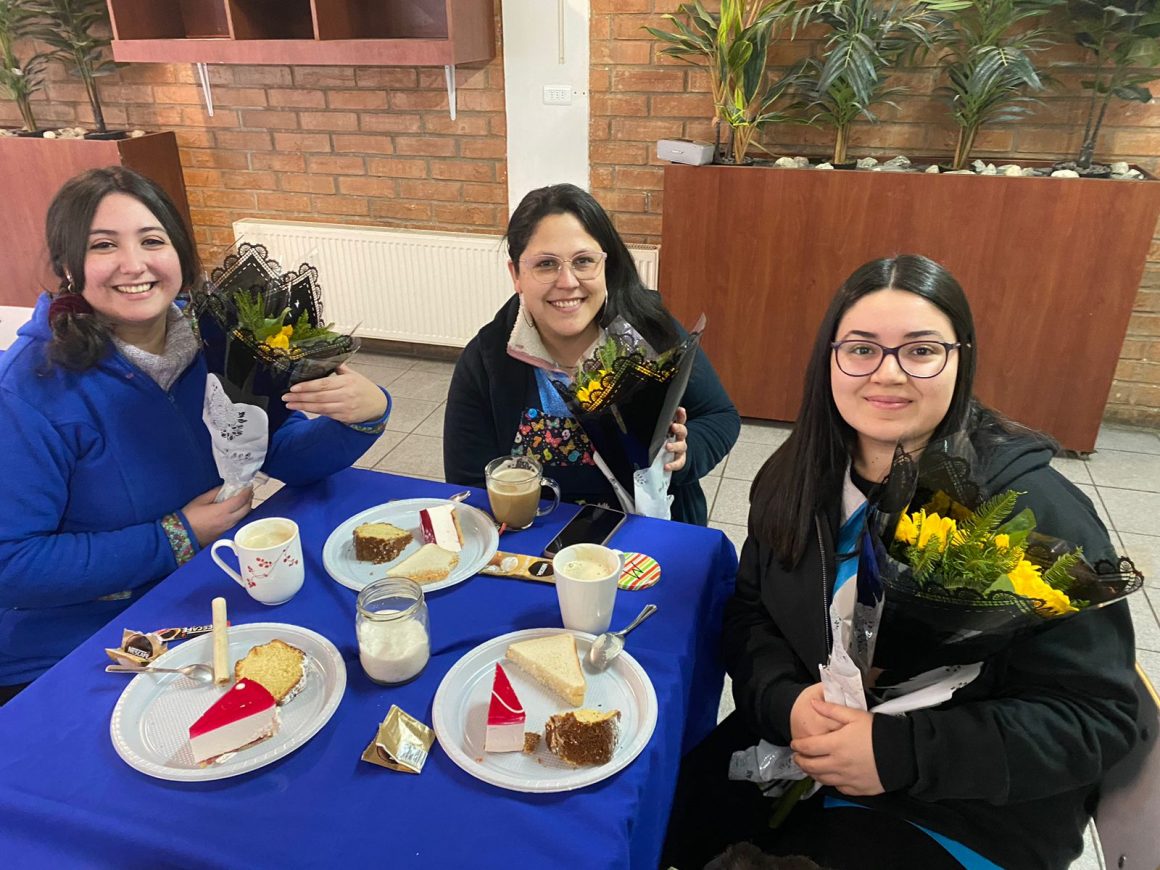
[[232, 219, 661, 348]]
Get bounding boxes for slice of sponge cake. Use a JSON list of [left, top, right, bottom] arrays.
[[505, 633, 586, 707], [234, 639, 306, 704], [353, 522, 412, 564]]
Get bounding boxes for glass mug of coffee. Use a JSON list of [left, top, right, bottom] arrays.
[[484, 456, 561, 529], [552, 543, 624, 635]]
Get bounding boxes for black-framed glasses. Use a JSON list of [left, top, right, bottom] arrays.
[[831, 339, 963, 378], [519, 251, 607, 284]]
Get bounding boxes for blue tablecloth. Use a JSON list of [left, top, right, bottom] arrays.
[[0, 469, 737, 869]]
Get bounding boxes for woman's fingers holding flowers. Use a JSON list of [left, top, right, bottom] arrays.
[[183, 486, 253, 547], [791, 702, 884, 797], [283, 364, 388, 425]]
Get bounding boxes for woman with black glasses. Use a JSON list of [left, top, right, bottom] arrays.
[[443, 184, 739, 525], [662, 254, 1137, 869]]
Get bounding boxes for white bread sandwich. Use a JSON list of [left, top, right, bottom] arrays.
[[386, 543, 460, 584], [504, 633, 586, 707]]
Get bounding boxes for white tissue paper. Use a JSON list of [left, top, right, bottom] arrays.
[[729, 574, 981, 791], [203, 373, 269, 502], [632, 448, 674, 520]]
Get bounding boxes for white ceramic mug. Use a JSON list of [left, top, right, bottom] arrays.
[[211, 517, 305, 605], [552, 543, 624, 635]]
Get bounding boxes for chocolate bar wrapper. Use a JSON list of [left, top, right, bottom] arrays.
[[361, 705, 435, 774], [481, 551, 555, 583], [104, 629, 168, 667]]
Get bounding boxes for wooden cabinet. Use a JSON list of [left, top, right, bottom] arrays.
[[0, 133, 189, 306], [658, 164, 1160, 453], [105, 0, 496, 65]]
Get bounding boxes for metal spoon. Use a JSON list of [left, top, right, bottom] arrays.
[[586, 604, 657, 672], [105, 663, 216, 684]]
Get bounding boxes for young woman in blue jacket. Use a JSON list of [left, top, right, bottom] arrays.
[[0, 168, 390, 701]]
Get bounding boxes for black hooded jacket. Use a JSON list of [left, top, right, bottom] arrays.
[[723, 432, 1138, 869], [444, 295, 740, 526]]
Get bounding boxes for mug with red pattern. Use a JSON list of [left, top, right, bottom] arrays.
[[211, 517, 304, 605]]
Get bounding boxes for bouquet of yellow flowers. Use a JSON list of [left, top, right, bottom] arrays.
[[192, 242, 358, 434], [549, 315, 705, 509], [852, 436, 1143, 683]]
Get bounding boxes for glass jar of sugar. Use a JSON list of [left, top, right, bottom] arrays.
[[356, 578, 430, 685]]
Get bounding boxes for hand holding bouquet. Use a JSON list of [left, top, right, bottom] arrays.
[[550, 315, 705, 518], [192, 243, 361, 499]]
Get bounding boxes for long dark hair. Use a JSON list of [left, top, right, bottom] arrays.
[[751, 255, 982, 568], [45, 166, 199, 370], [505, 184, 679, 351]]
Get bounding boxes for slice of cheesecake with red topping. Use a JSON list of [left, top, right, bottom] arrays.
[[188, 679, 279, 765], [484, 663, 526, 753], [419, 503, 463, 553]]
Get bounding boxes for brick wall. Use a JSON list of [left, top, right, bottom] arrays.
[[2, 2, 1157, 425], [590, 0, 1160, 427], [0, 19, 509, 261]]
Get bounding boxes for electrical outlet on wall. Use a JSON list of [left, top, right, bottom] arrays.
[[543, 85, 573, 106]]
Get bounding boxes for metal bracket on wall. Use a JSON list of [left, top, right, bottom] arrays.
[[195, 63, 215, 117], [444, 65, 457, 120]]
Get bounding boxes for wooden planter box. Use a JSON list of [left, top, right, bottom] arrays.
[[658, 163, 1160, 452], [0, 131, 189, 307]]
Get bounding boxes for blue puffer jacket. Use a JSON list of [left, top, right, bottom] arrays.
[[0, 295, 384, 684]]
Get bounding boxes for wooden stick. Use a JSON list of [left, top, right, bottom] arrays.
[[211, 597, 229, 685]]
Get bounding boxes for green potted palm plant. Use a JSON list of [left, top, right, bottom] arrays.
[[0, 0, 46, 132], [646, 0, 802, 164], [936, 0, 1060, 170], [1060, 0, 1160, 171], [791, 0, 967, 166], [28, 0, 118, 135]]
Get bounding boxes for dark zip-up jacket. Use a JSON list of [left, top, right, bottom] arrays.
[[723, 435, 1138, 869], [444, 295, 740, 526]]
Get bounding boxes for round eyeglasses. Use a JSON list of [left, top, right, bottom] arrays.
[[831, 339, 963, 379], [519, 251, 607, 284]]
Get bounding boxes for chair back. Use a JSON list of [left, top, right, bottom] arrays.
[[1095, 664, 1160, 870], [0, 306, 33, 353]]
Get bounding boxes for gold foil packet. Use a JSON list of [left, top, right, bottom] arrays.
[[361, 705, 435, 774], [104, 629, 168, 667], [480, 551, 555, 584]]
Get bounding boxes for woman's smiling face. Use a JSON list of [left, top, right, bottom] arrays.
[[81, 192, 183, 340], [509, 212, 607, 360], [830, 288, 959, 459]]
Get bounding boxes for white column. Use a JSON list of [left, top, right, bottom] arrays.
[[502, 0, 591, 212]]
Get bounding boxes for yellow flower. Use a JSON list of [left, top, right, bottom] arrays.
[[895, 512, 918, 546], [994, 534, 1010, 550], [262, 325, 294, 351], [1007, 559, 1077, 616], [916, 511, 957, 552], [575, 373, 607, 407]]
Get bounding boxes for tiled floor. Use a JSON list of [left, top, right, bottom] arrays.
[[260, 348, 1159, 870]]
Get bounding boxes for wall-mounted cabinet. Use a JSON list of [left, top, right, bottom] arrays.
[[106, 0, 495, 65]]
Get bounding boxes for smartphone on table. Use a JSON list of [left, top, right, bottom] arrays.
[[542, 504, 628, 558]]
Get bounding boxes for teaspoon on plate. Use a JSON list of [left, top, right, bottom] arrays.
[[586, 604, 658, 673], [105, 663, 215, 684]]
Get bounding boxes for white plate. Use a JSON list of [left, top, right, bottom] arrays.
[[432, 628, 658, 793], [109, 623, 346, 782], [322, 498, 499, 593]]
